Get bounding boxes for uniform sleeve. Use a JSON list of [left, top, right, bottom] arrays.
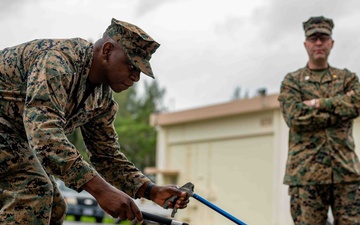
[[23, 50, 97, 191], [80, 99, 150, 198], [318, 71, 360, 119], [278, 73, 342, 132]]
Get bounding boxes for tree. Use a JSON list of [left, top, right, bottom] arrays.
[[232, 86, 241, 100], [113, 80, 166, 170], [67, 80, 166, 171], [231, 86, 249, 100]]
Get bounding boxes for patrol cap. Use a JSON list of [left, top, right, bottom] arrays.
[[303, 16, 334, 37], [104, 18, 160, 78]]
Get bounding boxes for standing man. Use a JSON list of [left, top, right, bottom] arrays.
[[278, 16, 360, 224], [0, 18, 189, 225]]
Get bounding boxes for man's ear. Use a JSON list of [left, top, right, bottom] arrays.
[[102, 42, 114, 60], [330, 40, 335, 49]]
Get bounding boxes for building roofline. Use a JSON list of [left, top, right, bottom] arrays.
[[150, 93, 280, 126]]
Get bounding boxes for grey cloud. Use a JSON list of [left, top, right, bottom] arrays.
[[213, 16, 247, 40], [135, 0, 183, 17], [250, 0, 360, 45], [0, 0, 31, 17]]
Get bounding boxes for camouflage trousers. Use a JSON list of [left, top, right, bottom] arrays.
[[289, 183, 360, 225], [0, 119, 67, 225]]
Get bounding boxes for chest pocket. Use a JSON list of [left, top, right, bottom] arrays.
[[298, 70, 346, 100]]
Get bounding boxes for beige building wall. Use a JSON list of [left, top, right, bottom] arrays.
[[149, 94, 360, 225]]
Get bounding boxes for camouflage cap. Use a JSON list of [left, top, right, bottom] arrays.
[[303, 16, 334, 37], [104, 18, 160, 78]]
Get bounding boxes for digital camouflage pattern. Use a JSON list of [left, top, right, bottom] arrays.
[[289, 183, 360, 224], [105, 18, 160, 78], [279, 66, 360, 224], [303, 16, 334, 37], [278, 66, 360, 186], [0, 37, 150, 224], [0, 158, 66, 225]]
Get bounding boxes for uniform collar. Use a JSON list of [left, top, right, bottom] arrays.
[[303, 65, 334, 83]]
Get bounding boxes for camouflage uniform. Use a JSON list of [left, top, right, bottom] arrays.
[[0, 18, 159, 225], [279, 16, 360, 225]]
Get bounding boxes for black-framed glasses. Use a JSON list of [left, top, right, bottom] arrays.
[[306, 34, 331, 43]]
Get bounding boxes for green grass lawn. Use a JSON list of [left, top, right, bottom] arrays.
[[65, 215, 135, 224]]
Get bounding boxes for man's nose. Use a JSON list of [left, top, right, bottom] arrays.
[[315, 37, 323, 45]]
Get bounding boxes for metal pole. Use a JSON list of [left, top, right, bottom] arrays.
[[142, 211, 189, 225], [192, 193, 247, 225]]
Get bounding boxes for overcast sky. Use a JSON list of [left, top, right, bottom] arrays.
[[1, 0, 360, 112]]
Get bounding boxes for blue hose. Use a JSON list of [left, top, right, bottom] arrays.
[[192, 193, 247, 225]]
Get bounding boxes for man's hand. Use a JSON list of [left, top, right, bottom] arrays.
[[144, 183, 190, 209], [137, 182, 190, 209], [304, 90, 355, 108], [347, 90, 355, 96], [82, 176, 143, 223], [303, 98, 319, 108]]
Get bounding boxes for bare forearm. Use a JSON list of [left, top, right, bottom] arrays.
[[81, 175, 144, 223], [82, 175, 112, 198]]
